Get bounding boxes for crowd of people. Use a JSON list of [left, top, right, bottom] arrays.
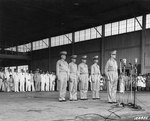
[[1, 50, 150, 104], [0, 68, 56, 92]]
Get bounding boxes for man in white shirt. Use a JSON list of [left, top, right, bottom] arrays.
[[41, 71, 46, 91], [19, 69, 25, 92], [30, 70, 35, 91], [51, 72, 56, 91], [45, 71, 50, 91], [25, 70, 31, 91], [13, 69, 19, 92]]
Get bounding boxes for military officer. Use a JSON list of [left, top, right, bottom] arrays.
[[69, 55, 78, 101], [105, 50, 118, 103], [78, 55, 89, 100], [19, 69, 25, 92], [56, 51, 69, 102], [91, 56, 102, 100]]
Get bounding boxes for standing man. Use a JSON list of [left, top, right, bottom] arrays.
[[78, 55, 89, 100], [13, 69, 19, 92], [105, 50, 118, 103], [45, 71, 50, 91], [56, 51, 69, 102], [91, 56, 102, 100], [69, 55, 78, 101], [41, 71, 46, 91], [33, 68, 41, 92], [0, 68, 4, 91], [49, 72, 53, 91], [30, 70, 35, 92], [19, 69, 25, 92], [25, 70, 31, 91], [51, 72, 56, 91]]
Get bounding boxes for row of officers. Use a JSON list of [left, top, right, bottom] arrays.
[[0, 69, 56, 92], [56, 50, 118, 103]]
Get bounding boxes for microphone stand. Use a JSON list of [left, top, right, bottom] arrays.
[[129, 63, 142, 110], [134, 64, 137, 108], [129, 64, 133, 103]]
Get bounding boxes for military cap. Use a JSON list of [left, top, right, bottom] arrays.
[[36, 68, 40, 71], [81, 55, 87, 59], [71, 55, 77, 59], [93, 56, 99, 60], [111, 50, 117, 55], [60, 51, 67, 55]]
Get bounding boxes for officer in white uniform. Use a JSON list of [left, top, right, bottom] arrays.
[[19, 69, 25, 92], [13, 69, 19, 92], [51, 72, 56, 91], [30, 70, 35, 91], [69, 55, 78, 101], [49, 72, 53, 91], [0, 68, 4, 91], [41, 72, 46, 91], [25, 70, 31, 91], [56, 51, 69, 102], [105, 50, 118, 103], [78, 55, 89, 100], [45, 71, 50, 91], [91, 56, 102, 100]]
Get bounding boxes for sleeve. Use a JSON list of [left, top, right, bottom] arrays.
[[56, 61, 60, 77], [67, 63, 70, 77], [78, 65, 81, 76], [105, 61, 109, 77], [91, 65, 94, 75]]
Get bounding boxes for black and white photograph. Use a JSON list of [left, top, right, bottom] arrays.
[[0, 0, 150, 121]]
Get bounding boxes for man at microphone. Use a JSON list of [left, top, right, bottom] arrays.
[[105, 50, 118, 104]]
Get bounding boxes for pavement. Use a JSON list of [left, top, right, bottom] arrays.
[[0, 91, 150, 121]]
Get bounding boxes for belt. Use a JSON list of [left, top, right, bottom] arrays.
[[92, 73, 100, 75], [108, 70, 117, 72], [70, 72, 77, 74], [80, 73, 88, 75], [60, 71, 67, 73]]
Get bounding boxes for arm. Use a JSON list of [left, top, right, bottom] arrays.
[[105, 61, 109, 77], [56, 61, 60, 80]]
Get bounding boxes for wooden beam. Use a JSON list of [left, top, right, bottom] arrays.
[[0, 54, 31, 60]]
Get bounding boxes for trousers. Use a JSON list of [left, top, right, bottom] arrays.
[[59, 72, 68, 101], [79, 74, 88, 99], [107, 71, 118, 102], [69, 74, 78, 100]]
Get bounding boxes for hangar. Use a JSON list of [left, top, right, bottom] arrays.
[[0, 0, 150, 121], [1, 0, 150, 74]]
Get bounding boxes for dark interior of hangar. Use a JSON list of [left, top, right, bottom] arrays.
[[1, 0, 150, 74]]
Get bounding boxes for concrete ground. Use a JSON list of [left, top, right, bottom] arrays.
[[0, 91, 150, 121]]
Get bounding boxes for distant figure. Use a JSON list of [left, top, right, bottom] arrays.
[[13, 69, 19, 92], [41, 71, 46, 91], [50, 72, 56, 91], [8, 75, 14, 92], [29, 70, 35, 92], [33, 68, 41, 92], [105, 50, 118, 104], [19, 69, 25, 92], [45, 71, 50, 91]]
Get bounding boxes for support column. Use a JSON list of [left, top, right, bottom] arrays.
[[30, 42, 33, 71], [141, 14, 146, 74], [101, 25, 105, 74], [72, 32, 75, 55], [48, 38, 51, 72]]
